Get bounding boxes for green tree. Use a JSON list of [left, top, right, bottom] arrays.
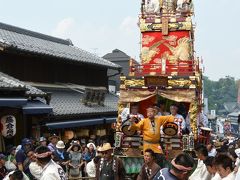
[[204, 76, 238, 112]]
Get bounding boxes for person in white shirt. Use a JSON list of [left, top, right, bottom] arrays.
[[189, 144, 211, 180], [3, 170, 29, 180], [214, 153, 236, 180], [170, 104, 186, 134], [34, 146, 66, 180], [236, 165, 240, 180], [121, 103, 144, 123], [29, 161, 42, 180], [86, 156, 101, 177], [234, 148, 240, 179], [203, 157, 221, 180], [207, 142, 217, 157]]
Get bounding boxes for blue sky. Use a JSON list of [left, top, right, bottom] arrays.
[[0, 0, 239, 80]]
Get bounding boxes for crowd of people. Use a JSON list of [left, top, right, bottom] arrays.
[[188, 139, 240, 180], [1, 102, 240, 180], [0, 134, 117, 180], [136, 138, 240, 180]]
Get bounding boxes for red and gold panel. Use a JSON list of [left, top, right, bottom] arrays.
[[140, 31, 194, 76]]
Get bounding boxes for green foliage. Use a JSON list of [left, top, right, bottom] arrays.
[[204, 76, 238, 112]]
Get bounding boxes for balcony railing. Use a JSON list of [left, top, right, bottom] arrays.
[[129, 60, 199, 77]]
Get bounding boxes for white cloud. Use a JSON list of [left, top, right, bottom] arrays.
[[51, 16, 140, 60], [52, 17, 76, 38]]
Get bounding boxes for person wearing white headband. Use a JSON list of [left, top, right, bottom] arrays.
[[34, 146, 66, 180], [153, 153, 195, 180]]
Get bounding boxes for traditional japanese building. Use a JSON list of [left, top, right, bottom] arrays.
[[0, 22, 121, 144], [103, 49, 131, 93], [0, 71, 52, 150]]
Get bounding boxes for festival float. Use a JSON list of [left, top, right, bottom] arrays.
[[114, 0, 206, 177]]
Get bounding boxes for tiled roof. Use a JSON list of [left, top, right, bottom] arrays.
[[0, 71, 46, 96], [46, 88, 118, 117], [0, 22, 121, 70], [228, 111, 240, 117], [223, 102, 238, 113], [103, 49, 130, 62]]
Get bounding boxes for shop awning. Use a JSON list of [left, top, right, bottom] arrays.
[[0, 98, 27, 107], [104, 117, 117, 123], [45, 117, 116, 129], [22, 100, 52, 115]]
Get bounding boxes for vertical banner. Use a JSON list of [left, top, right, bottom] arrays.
[[1, 115, 16, 138]]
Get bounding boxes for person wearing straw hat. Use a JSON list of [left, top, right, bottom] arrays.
[[47, 134, 59, 153], [95, 143, 125, 180], [52, 140, 69, 173], [96, 146, 103, 157], [34, 146, 66, 180]]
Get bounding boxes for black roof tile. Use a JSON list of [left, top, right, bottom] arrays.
[[0, 71, 46, 96], [0, 22, 121, 70], [45, 88, 118, 117]]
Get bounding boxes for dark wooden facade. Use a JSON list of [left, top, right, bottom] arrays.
[[0, 52, 108, 87]]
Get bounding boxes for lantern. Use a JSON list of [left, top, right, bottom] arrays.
[[1, 115, 16, 138], [64, 130, 74, 140]]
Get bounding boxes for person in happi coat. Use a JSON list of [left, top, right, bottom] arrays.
[[95, 143, 125, 180], [129, 106, 174, 167]]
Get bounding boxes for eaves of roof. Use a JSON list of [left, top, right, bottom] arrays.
[[0, 22, 121, 70], [0, 71, 47, 97]]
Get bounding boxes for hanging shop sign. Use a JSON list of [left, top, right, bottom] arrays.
[[1, 115, 16, 138]]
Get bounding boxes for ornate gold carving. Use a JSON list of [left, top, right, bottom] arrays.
[[168, 79, 192, 87], [139, 18, 147, 31], [189, 102, 198, 139], [120, 76, 127, 89], [162, 17, 169, 35], [120, 84, 126, 89], [163, 37, 191, 63], [142, 35, 155, 45], [125, 79, 145, 87], [140, 21, 192, 32], [171, 72, 178, 76], [141, 40, 164, 64], [120, 76, 126, 81]]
